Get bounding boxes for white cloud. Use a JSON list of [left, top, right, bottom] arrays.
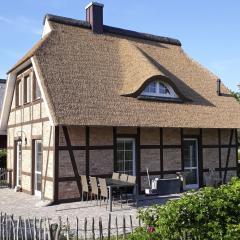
[[0, 15, 42, 36], [0, 16, 14, 24]]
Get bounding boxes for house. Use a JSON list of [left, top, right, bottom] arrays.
[[0, 2, 240, 203], [0, 79, 7, 167]]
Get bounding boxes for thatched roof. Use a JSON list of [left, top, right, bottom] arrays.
[[9, 15, 240, 128]]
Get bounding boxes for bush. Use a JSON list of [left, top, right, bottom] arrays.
[[0, 149, 7, 168], [129, 178, 240, 240]]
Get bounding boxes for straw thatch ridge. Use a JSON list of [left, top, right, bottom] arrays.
[[6, 14, 240, 128], [7, 33, 51, 74], [45, 14, 181, 46], [44, 14, 91, 29]]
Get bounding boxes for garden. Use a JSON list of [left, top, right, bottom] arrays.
[[128, 177, 240, 240]]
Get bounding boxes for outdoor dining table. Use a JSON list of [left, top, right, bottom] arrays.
[[106, 178, 138, 212]]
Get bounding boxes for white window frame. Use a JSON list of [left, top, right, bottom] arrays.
[[24, 75, 32, 103], [116, 138, 136, 176], [33, 72, 41, 100], [16, 141, 22, 186], [18, 80, 23, 106], [183, 138, 199, 190], [34, 140, 42, 197], [141, 81, 178, 98]]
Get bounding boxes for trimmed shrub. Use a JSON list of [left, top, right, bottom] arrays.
[[129, 177, 240, 240]]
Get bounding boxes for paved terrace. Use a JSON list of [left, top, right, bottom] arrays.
[[0, 188, 181, 227]]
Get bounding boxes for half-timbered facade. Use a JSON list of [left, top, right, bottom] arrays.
[[0, 2, 239, 203]]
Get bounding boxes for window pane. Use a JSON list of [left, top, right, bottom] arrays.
[[18, 143, 22, 185], [35, 141, 42, 172], [125, 151, 133, 161], [117, 151, 124, 161], [27, 76, 32, 102], [24, 76, 32, 103], [35, 81, 41, 99], [183, 141, 197, 167], [117, 161, 124, 172], [15, 81, 20, 106], [23, 76, 32, 103], [125, 160, 132, 171], [159, 83, 170, 95], [19, 81, 22, 105], [33, 73, 41, 100], [36, 174, 42, 191], [117, 141, 124, 150], [125, 141, 133, 150], [144, 81, 156, 93], [185, 169, 198, 185]]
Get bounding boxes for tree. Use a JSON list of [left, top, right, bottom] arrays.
[[231, 91, 240, 102]]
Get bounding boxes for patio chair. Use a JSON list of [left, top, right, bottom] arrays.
[[204, 169, 221, 187], [120, 173, 128, 182], [81, 175, 90, 201], [176, 172, 187, 191], [98, 178, 109, 209], [125, 175, 137, 205], [127, 175, 136, 184], [112, 172, 120, 180], [89, 176, 99, 204]]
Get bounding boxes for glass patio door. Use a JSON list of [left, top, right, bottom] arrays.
[[183, 139, 199, 189], [116, 138, 136, 175], [34, 140, 42, 196], [16, 141, 22, 186]]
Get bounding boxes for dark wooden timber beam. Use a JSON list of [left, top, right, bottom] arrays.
[[223, 129, 234, 183], [160, 128, 163, 178], [85, 126, 90, 177], [235, 129, 239, 177], [199, 129, 203, 187], [136, 127, 141, 193], [113, 127, 117, 172], [53, 126, 59, 202], [180, 128, 184, 172], [62, 126, 82, 196], [218, 129, 222, 178]]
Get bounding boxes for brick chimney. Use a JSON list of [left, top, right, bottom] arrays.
[[217, 79, 221, 96], [85, 2, 104, 34]]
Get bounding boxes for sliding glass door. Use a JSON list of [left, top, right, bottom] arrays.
[[34, 140, 42, 196], [183, 139, 199, 189], [16, 141, 22, 186]]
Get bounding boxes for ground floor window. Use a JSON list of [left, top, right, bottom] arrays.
[[116, 138, 135, 175], [34, 140, 42, 196]]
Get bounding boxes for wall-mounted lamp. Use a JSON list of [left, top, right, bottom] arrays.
[[15, 131, 27, 145]]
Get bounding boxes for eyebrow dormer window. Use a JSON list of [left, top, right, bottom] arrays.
[[141, 80, 177, 98]]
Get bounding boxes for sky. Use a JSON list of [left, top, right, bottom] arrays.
[[0, 0, 240, 91]]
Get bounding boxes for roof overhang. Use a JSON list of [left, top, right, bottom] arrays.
[[0, 57, 55, 132], [0, 59, 31, 132]]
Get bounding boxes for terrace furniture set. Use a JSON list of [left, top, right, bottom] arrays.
[[80, 173, 138, 212]]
